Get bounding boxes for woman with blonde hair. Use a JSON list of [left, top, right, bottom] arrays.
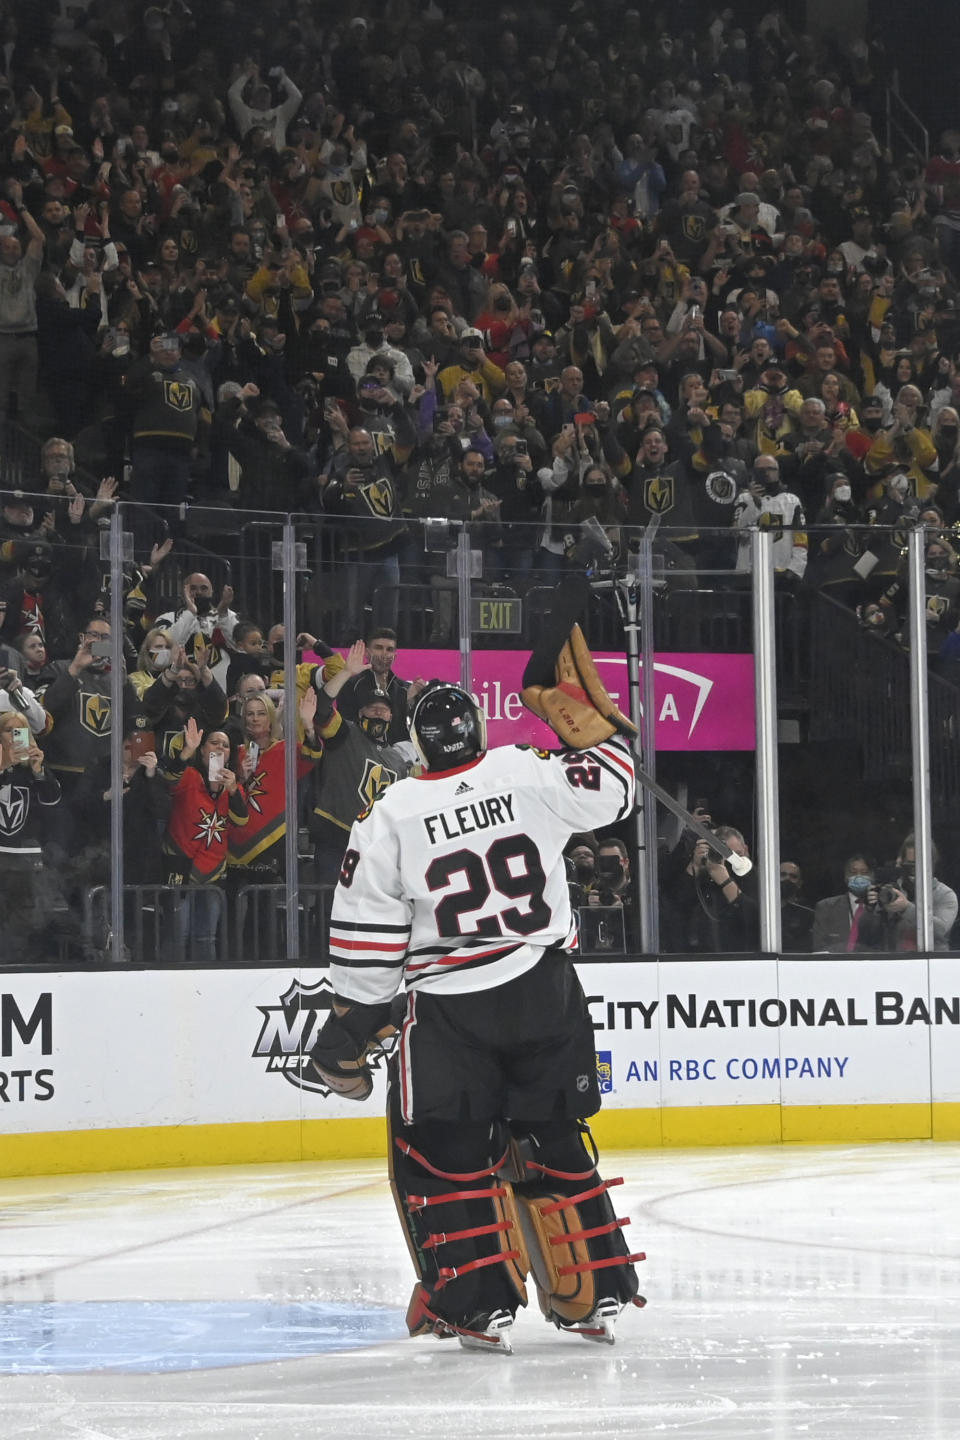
[[129, 627, 176, 699], [227, 694, 318, 952], [472, 281, 530, 369]]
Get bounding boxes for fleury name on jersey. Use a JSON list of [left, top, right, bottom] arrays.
[[422, 792, 515, 845]]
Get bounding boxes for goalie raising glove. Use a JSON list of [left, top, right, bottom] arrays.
[[522, 622, 637, 750]]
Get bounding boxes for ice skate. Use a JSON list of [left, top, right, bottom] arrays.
[[552, 1297, 623, 1346], [454, 1308, 515, 1354]]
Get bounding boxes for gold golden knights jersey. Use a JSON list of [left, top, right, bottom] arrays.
[[327, 737, 635, 1003]]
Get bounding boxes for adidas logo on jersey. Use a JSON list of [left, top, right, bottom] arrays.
[[454, 781, 473, 795]]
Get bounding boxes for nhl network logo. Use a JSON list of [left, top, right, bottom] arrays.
[[252, 977, 391, 1097]]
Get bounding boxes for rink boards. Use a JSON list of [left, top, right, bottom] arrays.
[[2, 956, 960, 1177]]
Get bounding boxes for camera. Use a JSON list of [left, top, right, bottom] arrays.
[[513, 439, 527, 457], [597, 852, 623, 881], [875, 861, 912, 906]]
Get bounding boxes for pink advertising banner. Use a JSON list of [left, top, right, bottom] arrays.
[[392, 650, 756, 751]]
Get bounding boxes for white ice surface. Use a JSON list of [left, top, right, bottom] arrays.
[[1, 1143, 959, 1439]]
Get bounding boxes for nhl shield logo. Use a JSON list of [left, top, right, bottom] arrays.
[[253, 977, 392, 1097], [253, 976, 336, 1093]]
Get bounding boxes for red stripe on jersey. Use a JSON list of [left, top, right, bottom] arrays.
[[329, 937, 409, 952], [406, 942, 514, 973], [596, 744, 634, 776]]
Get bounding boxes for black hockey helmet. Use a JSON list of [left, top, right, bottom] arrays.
[[410, 681, 486, 770]]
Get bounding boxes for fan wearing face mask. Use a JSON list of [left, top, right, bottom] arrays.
[[305, 640, 415, 891], [129, 626, 176, 700], [811, 855, 877, 952]]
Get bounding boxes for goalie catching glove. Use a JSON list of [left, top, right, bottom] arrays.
[[308, 997, 398, 1101], [522, 623, 638, 750]]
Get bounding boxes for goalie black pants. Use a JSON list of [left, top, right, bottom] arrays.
[[395, 950, 600, 1126]]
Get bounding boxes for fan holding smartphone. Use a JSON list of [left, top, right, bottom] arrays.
[[161, 718, 247, 962]]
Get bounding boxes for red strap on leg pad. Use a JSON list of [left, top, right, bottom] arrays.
[[388, 1112, 530, 1331]]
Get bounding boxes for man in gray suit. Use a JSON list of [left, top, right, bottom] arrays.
[[811, 855, 875, 953]]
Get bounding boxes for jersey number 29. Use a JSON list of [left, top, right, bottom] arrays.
[[426, 835, 551, 938]]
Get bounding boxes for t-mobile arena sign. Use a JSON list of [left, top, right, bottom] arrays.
[[402, 651, 755, 751]]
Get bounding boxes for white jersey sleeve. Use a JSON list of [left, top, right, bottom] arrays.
[[327, 799, 413, 1007], [536, 736, 636, 834], [327, 736, 635, 1005]]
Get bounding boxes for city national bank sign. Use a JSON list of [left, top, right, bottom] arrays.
[[584, 958, 960, 1108]]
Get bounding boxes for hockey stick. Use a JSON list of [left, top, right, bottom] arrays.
[[630, 760, 753, 876]]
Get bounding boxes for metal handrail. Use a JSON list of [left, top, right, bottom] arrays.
[[885, 79, 929, 163]]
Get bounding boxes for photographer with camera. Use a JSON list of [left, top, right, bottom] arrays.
[[660, 809, 758, 953], [486, 430, 544, 583], [565, 835, 599, 901], [855, 836, 958, 952], [577, 837, 634, 953]]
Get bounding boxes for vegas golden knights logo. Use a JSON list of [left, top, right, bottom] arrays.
[[363, 477, 395, 518], [358, 757, 398, 808], [332, 180, 353, 206], [188, 632, 221, 668], [927, 594, 948, 623], [163, 380, 194, 412], [644, 472, 675, 515], [681, 213, 707, 243], [81, 691, 112, 736]]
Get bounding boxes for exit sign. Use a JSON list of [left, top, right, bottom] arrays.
[[471, 597, 522, 633]]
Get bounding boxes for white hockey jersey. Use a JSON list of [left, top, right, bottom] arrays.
[[327, 738, 636, 1003]]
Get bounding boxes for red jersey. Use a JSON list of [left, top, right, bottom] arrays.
[[229, 739, 314, 868], [163, 764, 248, 884]]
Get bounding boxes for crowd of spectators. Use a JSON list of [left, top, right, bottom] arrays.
[[0, 0, 957, 963]]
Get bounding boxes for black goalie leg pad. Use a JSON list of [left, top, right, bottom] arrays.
[[508, 1119, 646, 1330], [387, 1085, 528, 1339]]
